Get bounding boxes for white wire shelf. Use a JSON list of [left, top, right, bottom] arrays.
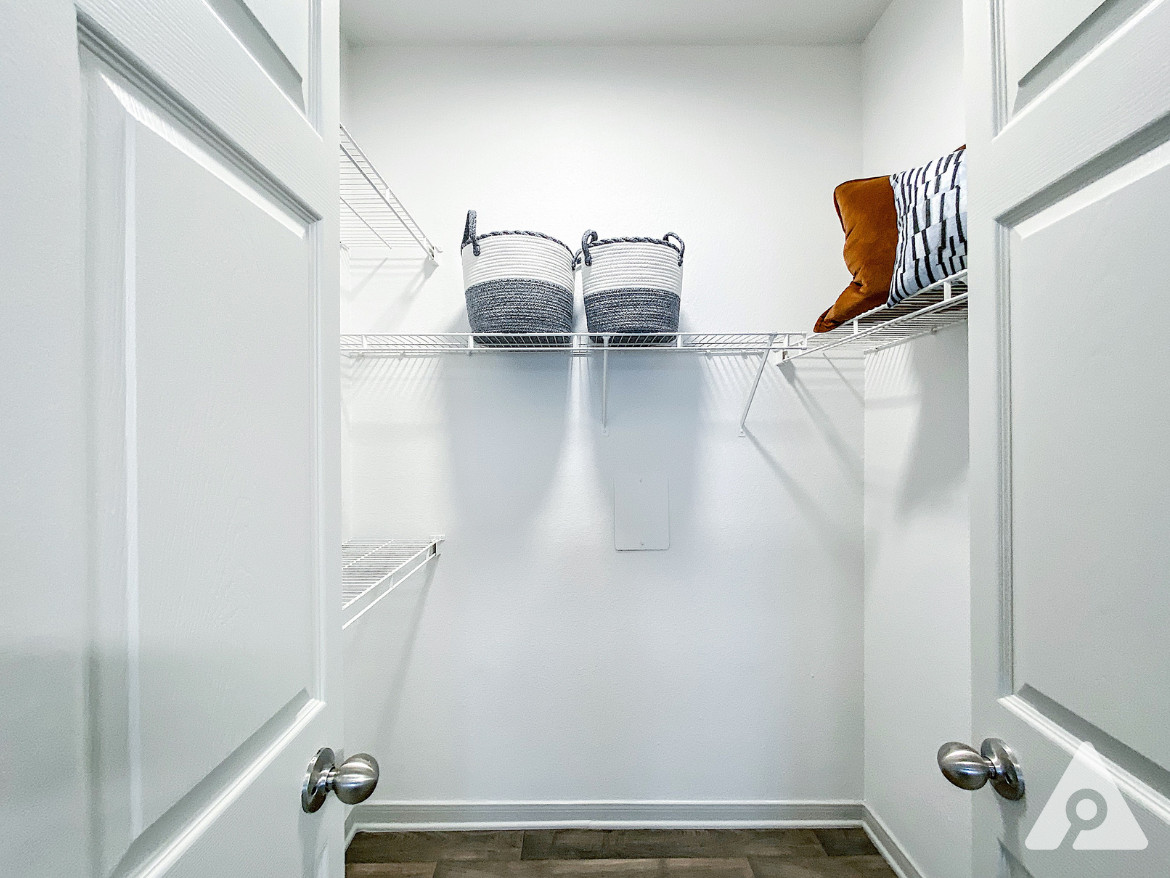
[[341, 332, 805, 437], [340, 125, 439, 260], [340, 332, 806, 357], [342, 537, 442, 628], [338, 272, 967, 432], [785, 270, 968, 362]]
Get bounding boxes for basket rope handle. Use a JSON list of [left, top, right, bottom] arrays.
[[664, 232, 685, 266], [574, 230, 685, 268], [578, 230, 599, 268], [462, 210, 481, 256]]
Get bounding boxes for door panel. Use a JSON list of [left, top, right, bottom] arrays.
[[77, 0, 329, 203], [974, 705, 1170, 877], [204, 0, 312, 111], [967, 0, 1170, 875], [117, 69, 315, 826], [71, 0, 341, 874], [1003, 0, 1103, 109], [236, 0, 311, 81], [1010, 148, 1170, 774], [988, 0, 1170, 206], [131, 704, 332, 877], [1002, 0, 1162, 116]]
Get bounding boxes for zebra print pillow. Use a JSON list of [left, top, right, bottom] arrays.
[[888, 146, 967, 305]]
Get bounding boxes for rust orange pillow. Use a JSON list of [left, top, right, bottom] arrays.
[[814, 175, 898, 332]]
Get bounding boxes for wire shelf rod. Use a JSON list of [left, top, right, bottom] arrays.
[[339, 125, 439, 259], [341, 537, 443, 628], [340, 332, 807, 358], [785, 270, 969, 362]]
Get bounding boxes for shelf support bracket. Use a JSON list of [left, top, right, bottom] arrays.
[[601, 335, 610, 435], [739, 333, 776, 437]]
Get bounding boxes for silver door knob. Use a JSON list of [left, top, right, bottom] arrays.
[[301, 747, 380, 813], [937, 738, 1025, 800]]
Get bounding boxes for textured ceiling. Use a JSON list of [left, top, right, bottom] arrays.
[[341, 0, 896, 47]]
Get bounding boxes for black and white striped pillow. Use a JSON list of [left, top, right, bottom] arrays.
[[888, 146, 967, 305]]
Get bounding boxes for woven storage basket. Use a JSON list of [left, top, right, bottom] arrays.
[[461, 210, 576, 344], [576, 230, 685, 344]]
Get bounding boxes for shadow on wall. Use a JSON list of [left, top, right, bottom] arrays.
[[340, 347, 864, 549], [582, 352, 704, 543], [345, 254, 439, 332], [753, 355, 866, 560], [866, 325, 969, 515], [343, 355, 447, 425], [439, 352, 574, 534], [342, 561, 437, 763], [338, 344, 867, 800], [777, 359, 864, 485]]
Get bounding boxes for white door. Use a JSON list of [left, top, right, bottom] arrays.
[[0, 0, 344, 875], [965, 0, 1170, 875]]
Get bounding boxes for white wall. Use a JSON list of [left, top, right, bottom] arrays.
[[863, 326, 970, 878], [341, 45, 869, 814], [862, 0, 966, 176], [861, 1, 972, 876], [343, 45, 862, 333]]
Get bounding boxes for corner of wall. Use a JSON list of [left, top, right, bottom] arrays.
[[859, 0, 972, 876]]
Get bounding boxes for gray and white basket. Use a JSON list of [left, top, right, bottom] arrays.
[[461, 210, 576, 344], [576, 230, 685, 344]]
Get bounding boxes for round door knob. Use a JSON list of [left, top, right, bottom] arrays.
[[301, 748, 380, 813], [937, 738, 1025, 801], [332, 753, 379, 805]]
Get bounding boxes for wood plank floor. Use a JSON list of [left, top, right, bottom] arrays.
[[346, 830, 897, 878]]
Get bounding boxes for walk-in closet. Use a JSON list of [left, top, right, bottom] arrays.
[[7, 0, 1169, 876], [336, 2, 972, 875]]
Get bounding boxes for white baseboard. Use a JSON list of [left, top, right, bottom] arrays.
[[861, 806, 925, 878], [345, 807, 359, 848], [349, 800, 865, 832]]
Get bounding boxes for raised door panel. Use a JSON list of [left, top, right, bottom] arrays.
[[1003, 0, 1103, 110], [992, 148, 1170, 878], [84, 53, 334, 876], [992, 0, 1165, 135], [78, 0, 329, 206], [238, 0, 311, 80], [203, 0, 313, 111], [132, 100, 316, 827], [1009, 145, 1170, 777]]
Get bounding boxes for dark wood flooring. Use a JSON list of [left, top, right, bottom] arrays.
[[346, 829, 896, 878]]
